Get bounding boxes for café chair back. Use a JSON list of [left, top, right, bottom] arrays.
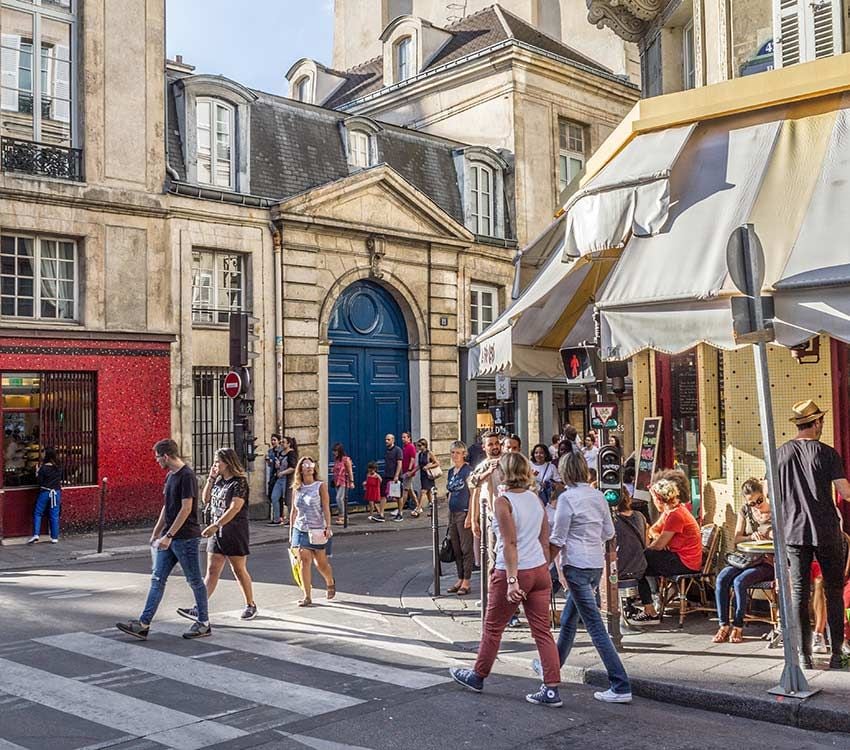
[[657, 524, 721, 628]]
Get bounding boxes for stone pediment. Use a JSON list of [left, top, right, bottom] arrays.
[[272, 165, 474, 244]]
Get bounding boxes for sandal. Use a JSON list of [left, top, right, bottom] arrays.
[[730, 626, 744, 644], [327, 581, 336, 600], [297, 597, 312, 607], [447, 584, 462, 593], [456, 587, 470, 596], [334, 519, 345, 526], [712, 625, 731, 643]]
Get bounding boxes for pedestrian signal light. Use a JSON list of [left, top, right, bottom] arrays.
[[559, 346, 596, 383], [597, 445, 622, 506]]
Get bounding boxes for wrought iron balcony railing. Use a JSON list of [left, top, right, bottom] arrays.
[[1, 137, 83, 181]]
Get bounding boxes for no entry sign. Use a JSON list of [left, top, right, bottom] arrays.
[[223, 370, 242, 399]]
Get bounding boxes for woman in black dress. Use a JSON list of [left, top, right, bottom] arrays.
[[412, 438, 439, 518], [179, 447, 257, 621]]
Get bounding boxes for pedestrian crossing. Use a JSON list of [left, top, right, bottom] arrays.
[[0, 606, 456, 750]]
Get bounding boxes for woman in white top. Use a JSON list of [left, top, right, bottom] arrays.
[[450, 452, 563, 708], [545, 452, 632, 704], [289, 456, 335, 607]]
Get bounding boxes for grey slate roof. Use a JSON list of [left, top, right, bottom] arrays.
[[166, 80, 511, 237], [323, 4, 614, 109]]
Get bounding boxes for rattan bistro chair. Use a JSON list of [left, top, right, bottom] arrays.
[[657, 524, 721, 628]]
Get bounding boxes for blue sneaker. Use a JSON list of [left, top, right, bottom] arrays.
[[526, 684, 563, 707], [449, 667, 484, 693]]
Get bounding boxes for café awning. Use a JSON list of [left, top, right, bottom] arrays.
[[466, 125, 696, 379], [597, 92, 850, 358]]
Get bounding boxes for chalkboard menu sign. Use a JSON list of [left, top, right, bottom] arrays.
[[634, 417, 663, 501]]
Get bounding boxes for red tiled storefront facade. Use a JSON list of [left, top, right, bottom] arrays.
[[0, 337, 171, 539]]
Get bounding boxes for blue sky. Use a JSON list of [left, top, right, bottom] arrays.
[[166, 0, 335, 94]]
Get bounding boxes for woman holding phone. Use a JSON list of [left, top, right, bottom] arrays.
[[290, 456, 336, 606]]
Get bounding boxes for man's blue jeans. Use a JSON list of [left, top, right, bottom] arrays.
[[714, 563, 774, 627], [140, 537, 208, 625], [558, 565, 631, 695]]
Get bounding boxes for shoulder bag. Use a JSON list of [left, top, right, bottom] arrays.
[[426, 456, 443, 480], [439, 526, 455, 563]]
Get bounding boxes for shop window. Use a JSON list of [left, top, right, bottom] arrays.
[[1, 234, 78, 322], [192, 367, 233, 475], [2, 370, 96, 488], [558, 119, 585, 196], [191, 249, 245, 325], [470, 283, 498, 337]]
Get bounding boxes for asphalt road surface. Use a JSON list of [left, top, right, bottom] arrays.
[[0, 526, 847, 750]]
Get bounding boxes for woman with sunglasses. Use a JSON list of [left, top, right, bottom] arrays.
[[412, 438, 439, 518], [290, 456, 336, 607], [712, 478, 774, 643]]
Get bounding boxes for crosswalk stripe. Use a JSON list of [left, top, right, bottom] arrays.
[[155, 620, 447, 689], [279, 732, 374, 750], [0, 657, 246, 750], [37, 632, 362, 716], [0, 738, 28, 749]]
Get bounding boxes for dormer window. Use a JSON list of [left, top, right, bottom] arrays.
[[470, 164, 494, 236], [196, 98, 234, 189], [294, 75, 313, 103], [395, 37, 413, 82], [347, 129, 372, 168]]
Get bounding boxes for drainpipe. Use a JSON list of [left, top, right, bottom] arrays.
[[269, 222, 284, 434]]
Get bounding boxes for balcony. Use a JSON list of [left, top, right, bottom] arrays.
[[1, 137, 83, 182]]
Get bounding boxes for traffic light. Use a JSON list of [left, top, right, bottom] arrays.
[[559, 346, 596, 384], [245, 435, 258, 464], [229, 312, 260, 369], [597, 444, 623, 506]]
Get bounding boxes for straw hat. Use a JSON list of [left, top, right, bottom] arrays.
[[789, 399, 827, 425]]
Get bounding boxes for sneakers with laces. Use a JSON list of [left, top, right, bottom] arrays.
[[369, 514, 386, 523], [183, 621, 211, 639], [594, 688, 633, 704], [176, 606, 199, 621], [116, 620, 150, 640], [526, 684, 563, 707], [50, 538, 58, 544], [449, 667, 484, 693], [812, 633, 829, 654], [392, 512, 404, 522], [241, 604, 258, 620], [630, 611, 661, 625], [26, 536, 39, 545]]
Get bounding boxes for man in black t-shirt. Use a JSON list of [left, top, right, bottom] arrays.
[[777, 399, 850, 669], [370, 434, 403, 523], [116, 439, 211, 641]]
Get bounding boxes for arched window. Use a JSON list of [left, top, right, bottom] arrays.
[[347, 129, 372, 168], [196, 98, 234, 189], [470, 163, 494, 236], [295, 75, 313, 103], [395, 36, 413, 82]]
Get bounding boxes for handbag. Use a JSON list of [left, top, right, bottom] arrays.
[[388, 481, 402, 498], [426, 464, 443, 480], [725, 551, 766, 569], [308, 528, 329, 545], [439, 528, 455, 563]]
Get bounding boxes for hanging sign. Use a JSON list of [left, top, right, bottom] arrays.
[[495, 373, 511, 401], [633, 417, 663, 502]]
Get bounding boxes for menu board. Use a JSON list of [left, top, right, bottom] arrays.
[[634, 417, 663, 501]]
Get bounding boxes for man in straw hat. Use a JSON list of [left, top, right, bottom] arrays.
[[776, 399, 850, 669]]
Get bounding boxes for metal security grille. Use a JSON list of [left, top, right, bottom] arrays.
[[192, 367, 232, 475], [40, 371, 96, 485]]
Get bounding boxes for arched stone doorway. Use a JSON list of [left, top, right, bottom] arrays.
[[328, 280, 411, 503]]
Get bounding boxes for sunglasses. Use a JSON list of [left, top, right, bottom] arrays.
[[746, 497, 765, 506]]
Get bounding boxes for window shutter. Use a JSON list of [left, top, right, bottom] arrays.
[[809, 0, 843, 59], [1, 34, 21, 111], [52, 44, 71, 123], [773, 0, 803, 67]]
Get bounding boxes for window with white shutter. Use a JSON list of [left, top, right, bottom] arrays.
[[196, 98, 235, 190], [773, 0, 843, 68]]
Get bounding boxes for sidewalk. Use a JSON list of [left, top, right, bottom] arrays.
[[0, 508, 436, 572], [400, 567, 850, 735]]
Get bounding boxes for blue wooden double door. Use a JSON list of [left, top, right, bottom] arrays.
[[328, 281, 411, 504]]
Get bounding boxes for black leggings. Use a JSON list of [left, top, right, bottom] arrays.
[[637, 549, 700, 605], [787, 542, 846, 656]]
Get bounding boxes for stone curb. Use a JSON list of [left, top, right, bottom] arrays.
[[400, 569, 850, 735]]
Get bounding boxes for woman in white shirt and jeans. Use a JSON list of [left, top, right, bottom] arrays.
[[450, 452, 563, 707], [544, 451, 632, 704]]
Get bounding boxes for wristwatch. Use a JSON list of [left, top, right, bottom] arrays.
[[507, 576, 518, 585]]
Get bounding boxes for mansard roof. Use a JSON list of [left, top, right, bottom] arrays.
[[322, 4, 616, 109]]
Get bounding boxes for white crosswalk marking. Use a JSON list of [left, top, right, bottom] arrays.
[[155, 620, 447, 689], [0, 737, 28, 749], [280, 732, 375, 750], [37, 632, 363, 715], [0, 657, 247, 749]]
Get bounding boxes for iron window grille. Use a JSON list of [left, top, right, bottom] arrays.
[[192, 367, 233, 475]]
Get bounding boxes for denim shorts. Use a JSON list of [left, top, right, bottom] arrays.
[[292, 528, 332, 554]]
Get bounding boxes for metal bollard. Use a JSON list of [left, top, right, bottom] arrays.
[[96, 477, 108, 554], [431, 486, 440, 596]]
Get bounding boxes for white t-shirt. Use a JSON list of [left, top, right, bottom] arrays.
[[492, 489, 546, 571], [582, 446, 599, 469]]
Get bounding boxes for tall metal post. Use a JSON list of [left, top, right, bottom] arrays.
[[480, 496, 489, 634], [431, 486, 440, 596], [96, 477, 107, 554]]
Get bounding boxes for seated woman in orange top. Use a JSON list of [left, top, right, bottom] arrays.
[[629, 469, 702, 625]]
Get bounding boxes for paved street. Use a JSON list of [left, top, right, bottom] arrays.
[[0, 527, 847, 749]]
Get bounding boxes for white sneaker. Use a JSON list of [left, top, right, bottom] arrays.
[[594, 689, 633, 704], [813, 633, 829, 654], [26, 536, 39, 545], [50, 538, 59, 544]]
